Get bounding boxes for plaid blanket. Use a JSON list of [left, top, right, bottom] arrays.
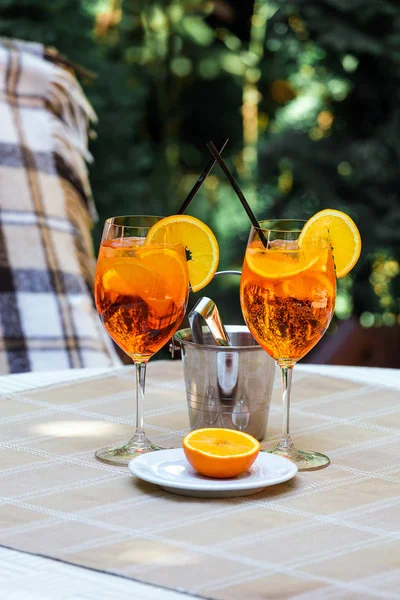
[[0, 38, 121, 373]]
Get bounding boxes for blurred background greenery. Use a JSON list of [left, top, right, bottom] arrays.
[[2, 0, 399, 365]]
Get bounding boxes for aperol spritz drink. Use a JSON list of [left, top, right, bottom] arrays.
[[94, 215, 189, 465], [240, 220, 336, 470], [241, 240, 336, 366], [95, 239, 188, 362]]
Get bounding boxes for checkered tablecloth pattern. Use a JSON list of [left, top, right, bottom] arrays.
[[0, 361, 399, 599]]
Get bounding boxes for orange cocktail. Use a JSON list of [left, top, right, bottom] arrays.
[[93, 215, 191, 466], [240, 218, 338, 471], [241, 239, 336, 366], [93, 213, 219, 466], [95, 238, 189, 362]]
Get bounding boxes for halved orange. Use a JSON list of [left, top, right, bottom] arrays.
[[182, 428, 260, 478], [298, 209, 361, 278], [145, 215, 219, 292], [245, 243, 320, 280]]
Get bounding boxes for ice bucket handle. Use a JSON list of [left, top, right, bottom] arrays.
[[213, 270, 242, 277]]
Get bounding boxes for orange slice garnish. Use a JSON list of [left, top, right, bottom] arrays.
[[298, 209, 361, 278], [182, 428, 260, 478], [146, 215, 219, 292], [245, 243, 320, 280]]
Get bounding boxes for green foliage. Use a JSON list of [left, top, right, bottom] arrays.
[[258, 0, 400, 322], [1, 0, 399, 330]]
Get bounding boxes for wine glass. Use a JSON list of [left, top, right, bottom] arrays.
[[240, 219, 336, 471], [94, 215, 189, 465]]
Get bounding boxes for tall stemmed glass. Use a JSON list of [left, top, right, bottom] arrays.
[[94, 216, 189, 466], [240, 220, 336, 471]]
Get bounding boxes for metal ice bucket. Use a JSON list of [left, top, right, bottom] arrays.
[[174, 325, 275, 441]]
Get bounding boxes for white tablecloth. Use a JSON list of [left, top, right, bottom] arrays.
[[1, 364, 399, 599]]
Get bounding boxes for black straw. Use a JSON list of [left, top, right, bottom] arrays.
[[176, 137, 229, 214], [207, 141, 268, 247]]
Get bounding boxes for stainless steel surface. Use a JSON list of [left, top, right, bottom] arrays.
[[188, 297, 231, 346], [174, 325, 275, 440], [214, 270, 242, 277]]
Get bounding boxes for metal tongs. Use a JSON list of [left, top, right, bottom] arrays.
[[189, 297, 231, 346], [188, 270, 242, 346], [169, 270, 241, 356]]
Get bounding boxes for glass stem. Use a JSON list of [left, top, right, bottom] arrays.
[[134, 361, 147, 441], [278, 365, 294, 450]]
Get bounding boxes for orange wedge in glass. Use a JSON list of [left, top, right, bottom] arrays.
[[102, 259, 159, 297], [146, 215, 219, 292], [245, 243, 320, 280], [136, 245, 189, 305], [298, 209, 361, 278], [182, 428, 260, 478]]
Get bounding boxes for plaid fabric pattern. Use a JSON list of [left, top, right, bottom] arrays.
[[0, 39, 121, 373], [0, 362, 399, 599]]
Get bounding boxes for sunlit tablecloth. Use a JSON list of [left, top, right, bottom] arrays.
[[0, 362, 399, 600]]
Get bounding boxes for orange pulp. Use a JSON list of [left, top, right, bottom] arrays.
[[183, 428, 260, 478]]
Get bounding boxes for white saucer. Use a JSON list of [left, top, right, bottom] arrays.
[[128, 449, 297, 498]]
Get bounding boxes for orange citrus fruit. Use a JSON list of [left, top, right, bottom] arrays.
[[245, 242, 319, 280], [101, 245, 188, 318], [145, 215, 219, 292], [136, 246, 189, 305], [298, 209, 361, 278], [101, 246, 187, 296], [102, 259, 158, 297], [182, 428, 260, 478]]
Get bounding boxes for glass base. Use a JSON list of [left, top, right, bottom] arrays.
[[266, 444, 330, 471], [95, 434, 163, 466]]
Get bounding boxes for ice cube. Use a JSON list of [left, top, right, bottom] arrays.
[[268, 239, 299, 250], [102, 236, 145, 258]]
